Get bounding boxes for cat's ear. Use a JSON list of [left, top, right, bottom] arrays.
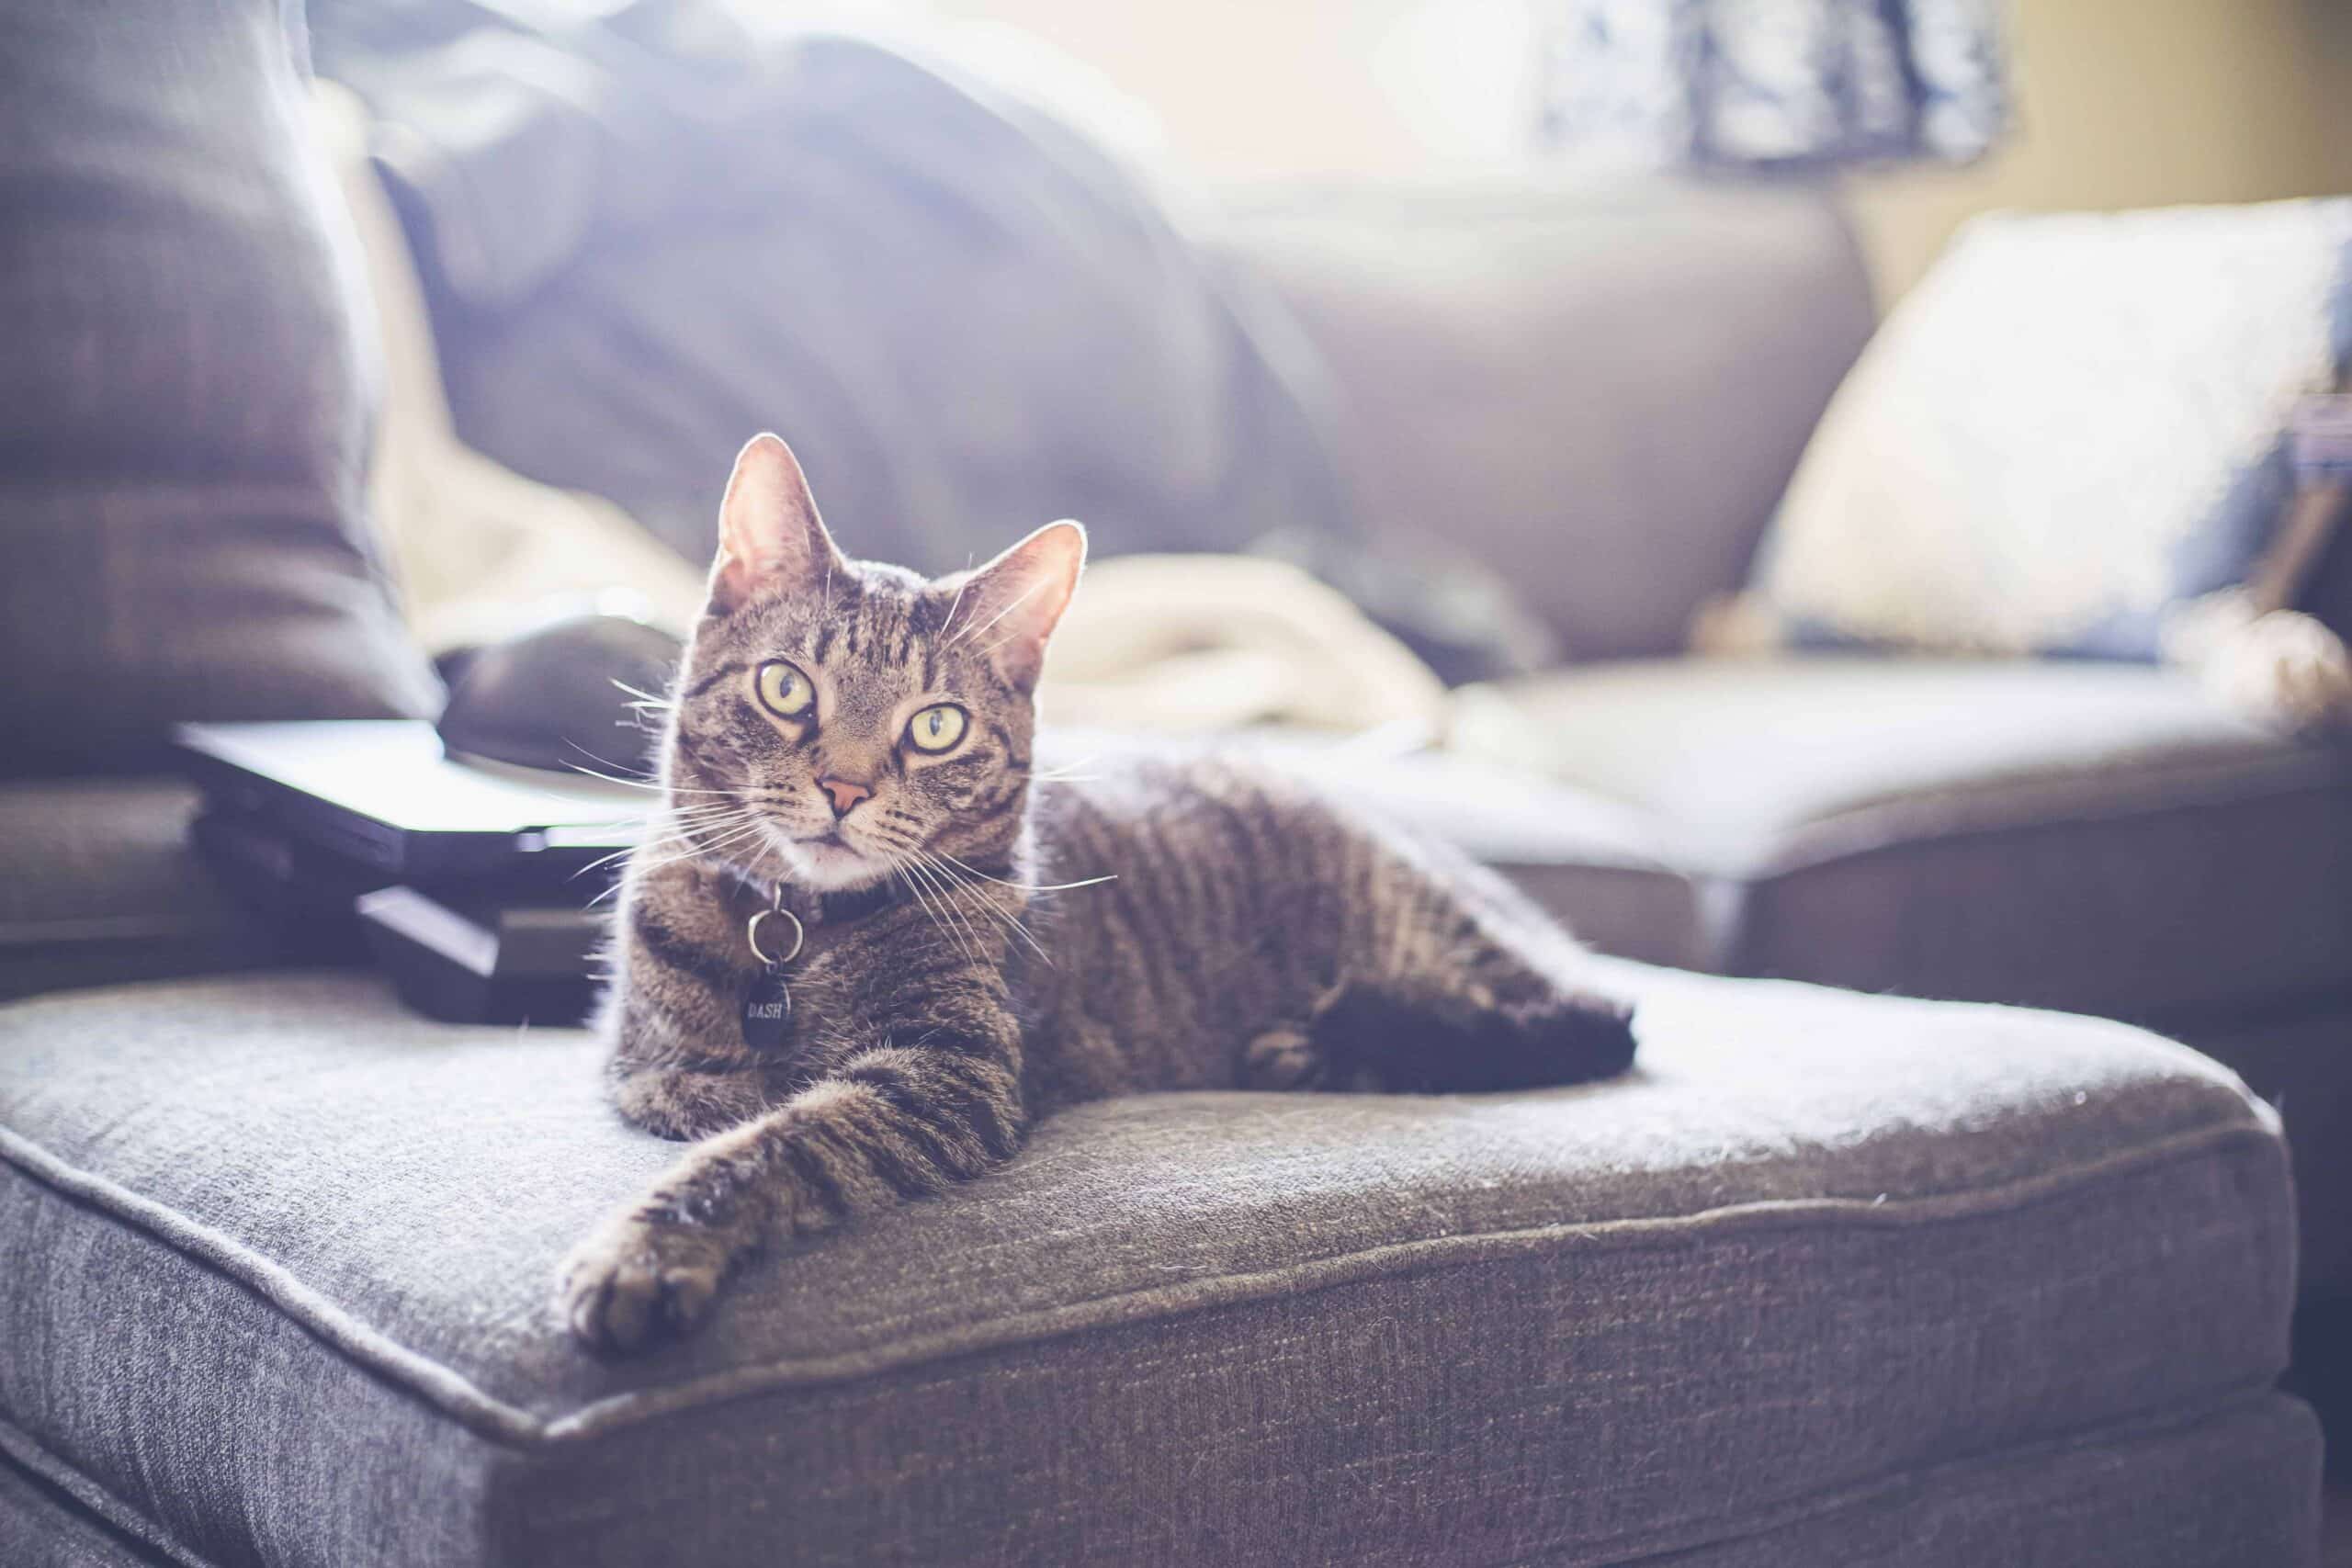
[[948, 520, 1086, 693], [710, 433, 847, 614]]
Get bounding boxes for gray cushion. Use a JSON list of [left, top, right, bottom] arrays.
[[2199, 1005, 2352, 1303], [1485, 657, 2352, 1019], [0, 966, 2299, 1566], [0, 0, 438, 773], [1214, 178, 1876, 660], [0, 780, 297, 1001], [0, 1395, 2319, 1568], [0, 1446, 166, 1568]]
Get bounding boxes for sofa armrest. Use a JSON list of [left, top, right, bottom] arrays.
[[1204, 175, 1876, 660]]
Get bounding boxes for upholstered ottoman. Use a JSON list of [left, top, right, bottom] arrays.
[[0, 964, 2319, 1567]]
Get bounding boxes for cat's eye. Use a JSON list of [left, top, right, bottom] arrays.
[[906, 704, 967, 753], [753, 660, 815, 719]]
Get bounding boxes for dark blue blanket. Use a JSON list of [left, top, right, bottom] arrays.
[[312, 0, 1349, 574]]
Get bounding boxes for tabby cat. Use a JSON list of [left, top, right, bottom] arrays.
[[559, 434, 1637, 1351]]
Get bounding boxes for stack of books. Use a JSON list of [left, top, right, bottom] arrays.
[[174, 721, 649, 1025]]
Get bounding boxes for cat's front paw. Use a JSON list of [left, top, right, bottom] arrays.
[[558, 1215, 731, 1353]]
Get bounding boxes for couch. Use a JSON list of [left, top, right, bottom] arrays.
[[0, 4, 2330, 1563], [1216, 179, 2352, 1313]]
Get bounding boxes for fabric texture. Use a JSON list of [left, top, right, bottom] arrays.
[[0, 1444, 170, 1568], [309, 5, 1351, 578], [1450, 655, 2352, 1301], [0, 965, 2302, 1566], [1536, 0, 2008, 167], [1458, 657, 2352, 1018], [1735, 199, 2352, 661], [0, 0, 440, 774], [1213, 178, 1875, 662], [0, 1395, 2319, 1568], [0, 780, 312, 1001], [2203, 1006, 2352, 1303]]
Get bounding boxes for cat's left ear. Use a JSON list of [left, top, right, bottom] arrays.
[[947, 521, 1086, 693], [711, 433, 848, 615]]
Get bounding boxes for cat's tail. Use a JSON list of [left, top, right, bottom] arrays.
[[1306, 977, 1637, 1094]]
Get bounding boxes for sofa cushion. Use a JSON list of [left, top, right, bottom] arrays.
[[0, 1450, 168, 1568], [0, 1393, 2319, 1568], [2199, 1005, 2352, 1303], [0, 0, 438, 773], [1468, 656, 2352, 1019], [0, 967, 2295, 1567], [1214, 178, 1875, 661], [0, 780, 316, 1001]]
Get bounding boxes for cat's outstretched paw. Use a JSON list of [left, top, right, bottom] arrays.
[[558, 1217, 730, 1353]]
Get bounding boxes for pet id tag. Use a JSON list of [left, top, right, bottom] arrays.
[[741, 901, 805, 1051]]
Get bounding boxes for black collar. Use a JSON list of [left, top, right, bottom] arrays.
[[729, 852, 1022, 931], [799, 878, 909, 927], [731, 869, 911, 930]]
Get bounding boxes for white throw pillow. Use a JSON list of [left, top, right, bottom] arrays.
[[1736, 197, 2352, 658]]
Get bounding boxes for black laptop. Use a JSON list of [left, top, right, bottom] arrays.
[[174, 720, 650, 884]]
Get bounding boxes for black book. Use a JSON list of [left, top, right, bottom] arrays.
[[357, 887, 606, 1027]]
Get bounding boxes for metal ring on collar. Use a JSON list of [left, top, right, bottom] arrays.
[[747, 907, 805, 968]]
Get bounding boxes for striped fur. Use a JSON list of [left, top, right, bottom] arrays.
[[560, 438, 1635, 1352]]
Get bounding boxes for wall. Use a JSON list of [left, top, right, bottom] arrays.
[[1846, 0, 2352, 302], [923, 0, 2352, 307]]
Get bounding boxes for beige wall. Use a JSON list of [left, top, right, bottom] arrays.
[[1846, 0, 2352, 303], [927, 0, 2352, 306]]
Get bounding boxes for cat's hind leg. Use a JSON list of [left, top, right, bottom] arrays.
[[1300, 838, 1636, 1094], [1306, 973, 1634, 1093]]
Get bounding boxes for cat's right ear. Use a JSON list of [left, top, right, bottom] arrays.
[[710, 433, 847, 615]]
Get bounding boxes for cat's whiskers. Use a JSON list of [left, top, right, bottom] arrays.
[[684, 816, 780, 854], [655, 811, 766, 849], [1010, 755, 1101, 785], [664, 800, 766, 828], [916, 848, 1052, 964], [669, 823, 768, 860], [935, 561, 975, 640], [570, 842, 647, 882], [561, 761, 746, 797], [899, 852, 989, 964], [661, 814, 755, 837], [937, 851, 1114, 896], [883, 849, 978, 965], [878, 829, 992, 964], [616, 816, 772, 885], [662, 794, 755, 816], [609, 678, 674, 713]]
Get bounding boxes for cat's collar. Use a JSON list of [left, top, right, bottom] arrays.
[[732, 870, 910, 931]]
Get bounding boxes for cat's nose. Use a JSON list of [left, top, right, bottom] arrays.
[[820, 778, 875, 818]]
